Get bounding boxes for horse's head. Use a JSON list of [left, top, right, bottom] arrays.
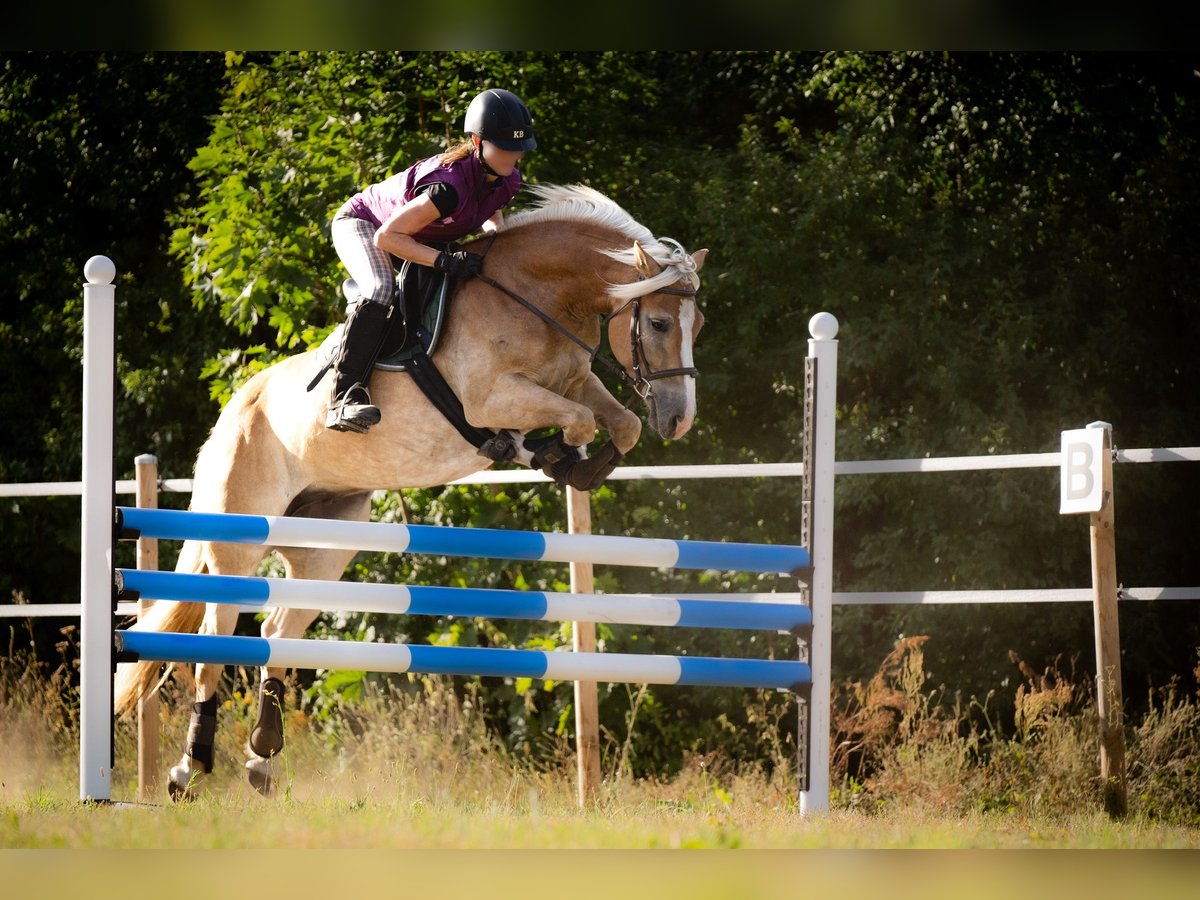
[[606, 240, 708, 441]]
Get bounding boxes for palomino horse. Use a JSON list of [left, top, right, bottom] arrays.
[[114, 183, 707, 799]]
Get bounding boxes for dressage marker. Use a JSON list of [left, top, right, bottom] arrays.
[[78, 249, 839, 815]]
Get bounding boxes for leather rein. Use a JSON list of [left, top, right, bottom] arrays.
[[474, 239, 699, 402]]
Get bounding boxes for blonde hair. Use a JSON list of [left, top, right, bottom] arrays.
[[438, 139, 476, 167]]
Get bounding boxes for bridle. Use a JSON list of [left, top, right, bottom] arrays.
[[474, 240, 699, 402], [615, 280, 700, 400]]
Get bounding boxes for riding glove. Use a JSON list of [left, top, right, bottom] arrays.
[[434, 250, 485, 280]]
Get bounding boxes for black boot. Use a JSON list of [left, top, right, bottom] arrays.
[[326, 301, 392, 433]]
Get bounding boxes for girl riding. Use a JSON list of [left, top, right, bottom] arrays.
[[326, 88, 537, 433]]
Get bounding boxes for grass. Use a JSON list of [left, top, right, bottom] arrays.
[[3, 635, 1200, 851]]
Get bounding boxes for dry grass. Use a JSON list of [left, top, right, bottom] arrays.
[[2, 632, 1200, 849]]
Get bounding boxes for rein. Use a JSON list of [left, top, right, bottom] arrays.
[[474, 237, 699, 401]]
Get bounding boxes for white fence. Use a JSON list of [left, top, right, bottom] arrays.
[[5, 450, 1198, 618]]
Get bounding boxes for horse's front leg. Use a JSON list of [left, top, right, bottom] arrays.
[[168, 602, 238, 801], [463, 373, 632, 491], [572, 371, 642, 454], [242, 605, 321, 796], [462, 372, 600, 448], [243, 527, 367, 796]]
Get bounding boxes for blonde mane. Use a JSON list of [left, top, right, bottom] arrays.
[[503, 183, 701, 300]]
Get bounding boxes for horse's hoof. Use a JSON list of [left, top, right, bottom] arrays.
[[167, 765, 205, 802], [245, 756, 275, 796]]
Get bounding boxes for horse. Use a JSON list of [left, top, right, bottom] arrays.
[[113, 183, 708, 800]]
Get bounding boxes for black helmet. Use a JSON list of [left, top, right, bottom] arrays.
[[464, 89, 537, 152]]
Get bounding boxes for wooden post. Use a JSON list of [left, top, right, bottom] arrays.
[[134, 454, 161, 802], [1088, 424, 1127, 818], [567, 486, 601, 806]]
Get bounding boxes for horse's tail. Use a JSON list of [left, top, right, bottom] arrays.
[[113, 539, 208, 718]]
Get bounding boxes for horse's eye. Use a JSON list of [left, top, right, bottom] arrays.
[[649, 318, 670, 333]]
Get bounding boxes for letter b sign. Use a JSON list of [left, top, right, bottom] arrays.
[[1060, 427, 1105, 514]]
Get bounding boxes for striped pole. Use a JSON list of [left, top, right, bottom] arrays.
[[116, 506, 811, 575], [116, 631, 812, 692], [115, 569, 813, 633]]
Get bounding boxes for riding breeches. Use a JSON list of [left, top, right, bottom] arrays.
[[332, 210, 397, 307]]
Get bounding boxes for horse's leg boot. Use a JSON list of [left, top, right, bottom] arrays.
[[168, 694, 218, 801], [249, 676, 286, 759], [326, 301, 391, 433], [184, 695, 219, 772], [556, 442, 624, 491]]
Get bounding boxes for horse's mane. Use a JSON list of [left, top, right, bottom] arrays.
[[502, 183, 701, 300]]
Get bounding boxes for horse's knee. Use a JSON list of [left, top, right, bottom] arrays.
[[561, 410, 597, 448], [249, 677, 287, 758], [609, 409, 642, 453]]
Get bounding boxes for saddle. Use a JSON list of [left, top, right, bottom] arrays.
[[314, 260, 451, 374]]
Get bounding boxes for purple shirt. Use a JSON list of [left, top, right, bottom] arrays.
[[345, 152, 520, 243]]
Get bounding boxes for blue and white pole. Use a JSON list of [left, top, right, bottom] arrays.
[[116, 506, 810, 575], [116, 631, 812, 693], [116, 568, 813, 633]]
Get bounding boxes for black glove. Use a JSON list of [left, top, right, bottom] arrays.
[[434, 250, 484, 281]]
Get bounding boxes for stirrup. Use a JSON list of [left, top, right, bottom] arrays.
[[326, 385, 381, 434]]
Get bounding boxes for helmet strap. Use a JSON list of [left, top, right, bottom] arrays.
[[474, 136, 503, 179]]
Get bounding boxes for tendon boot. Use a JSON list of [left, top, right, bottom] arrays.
[[326, 300, 392, 433]]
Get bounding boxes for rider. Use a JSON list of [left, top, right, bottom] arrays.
[[325, 88, 537, 433]]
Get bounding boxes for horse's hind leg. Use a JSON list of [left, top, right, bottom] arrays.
[[243, 490, 373, 796], [166, 544, 268, 801], [167, 592, 247, 800]]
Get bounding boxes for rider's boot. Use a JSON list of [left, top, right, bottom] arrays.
[[326, 301, 391, 433]]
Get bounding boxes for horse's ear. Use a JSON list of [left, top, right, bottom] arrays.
[[633, 240, 662, 278], [691, 249, 709, 272]]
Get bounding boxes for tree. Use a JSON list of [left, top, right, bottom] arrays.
[[0, 51, 226, 657]]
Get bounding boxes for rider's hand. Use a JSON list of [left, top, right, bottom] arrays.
[[434, 250, 484, 281]]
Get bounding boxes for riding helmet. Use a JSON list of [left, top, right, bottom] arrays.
[[464, 89, 537, 152]]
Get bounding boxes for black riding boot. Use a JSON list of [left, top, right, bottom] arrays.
[[326, 301, 392, 433]]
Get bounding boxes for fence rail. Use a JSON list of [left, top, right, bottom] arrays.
[[4, 450, 1199, 619]]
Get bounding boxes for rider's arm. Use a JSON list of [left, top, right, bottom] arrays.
[[373, 194, 443, 266]]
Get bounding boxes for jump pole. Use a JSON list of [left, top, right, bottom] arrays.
[[80, 255, 116, 802], [801, 312, 838, 816]]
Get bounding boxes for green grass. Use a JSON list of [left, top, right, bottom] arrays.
[[4, 786, 1200, 849]]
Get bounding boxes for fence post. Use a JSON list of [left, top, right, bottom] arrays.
[[1088, 422, 1127, 818], [567, 486, 602, 806], [134, 454, 161, 802], [801, 312, 838, 816], [80, 256, 115, 802]]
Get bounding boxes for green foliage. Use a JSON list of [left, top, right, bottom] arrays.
[[169, 51, 660, 392], [0, 53, 227, 659]]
